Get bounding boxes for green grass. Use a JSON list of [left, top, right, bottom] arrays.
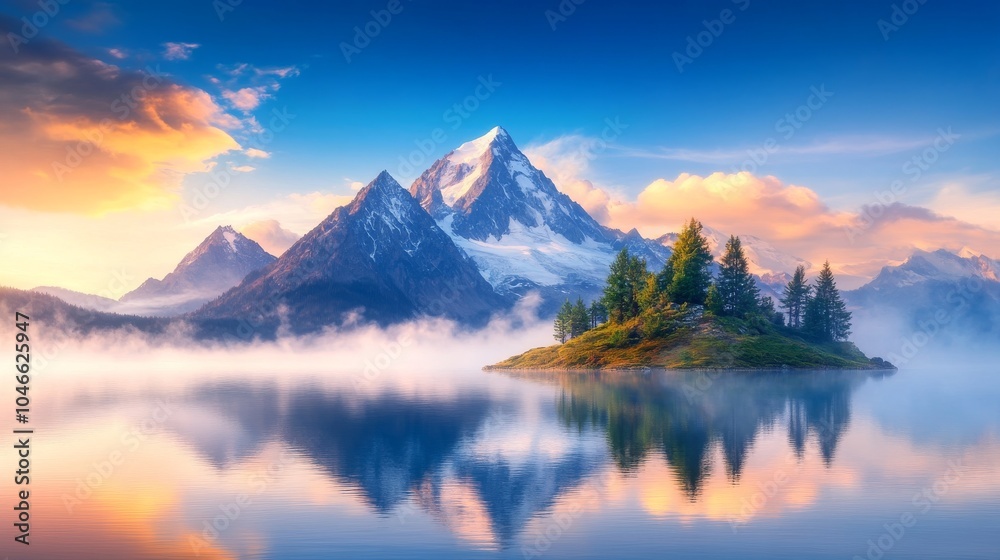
[[487, 309, 893, 371]]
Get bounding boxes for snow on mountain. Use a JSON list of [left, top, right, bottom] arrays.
[[196, 171, 508, 335], [859, 248, 1000, 290], [410, 127, 664, 309], [846, 248, 1000, 348], [118, 225, 276, 316]]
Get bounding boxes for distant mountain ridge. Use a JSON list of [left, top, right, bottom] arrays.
[[846, 249, 1000, 348], [117, 225, 275, 316], [196, 172, 509, 336], [15, 126, 999, 348]]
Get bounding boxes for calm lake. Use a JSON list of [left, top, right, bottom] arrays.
[[7, 360, 999, 559]]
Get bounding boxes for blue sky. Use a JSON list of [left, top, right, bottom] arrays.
[[7, 0, 995, 206], [2, 0, 999, 291]]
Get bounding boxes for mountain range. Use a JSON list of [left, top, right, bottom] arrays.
[[196, 172, 506, 335], [34, 225, 275, 317], [14, 126, 1000, 346], [846, 249, 1000, 348]]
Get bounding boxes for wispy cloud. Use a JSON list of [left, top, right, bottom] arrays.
[[618, 134, 961, 164], [211, 63, 300, 113], [245, 148, 271, 159], [162, 42, 201, 61], [240, 220, 301, 255], [222, 86, 270, 111]]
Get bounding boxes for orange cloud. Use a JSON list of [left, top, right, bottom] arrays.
[[526, 137, 1000, 285], [0, 25, 241, 214], [612, 173, 1000, 284], [240, 219, 301, 255]]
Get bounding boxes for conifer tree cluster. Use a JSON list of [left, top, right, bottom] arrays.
[[554, 298, 604, 343], [780, 262, 851, 341], [552, 217, 852, 344]]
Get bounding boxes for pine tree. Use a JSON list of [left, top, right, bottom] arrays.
[[602, 248, 648, 323], [664, 218, 714, 306], [570, 298, 590, 337], [655, 260, 674, 299], [589, 300, 608, 328], [803, 261, 852, 342], [758, 295, 783, 326], [781, 265, 811, 329], [715, 235, 760, 318], [554, 300, 572, 343], [638, 273, 661, 312], [705, 283, 722, 315]]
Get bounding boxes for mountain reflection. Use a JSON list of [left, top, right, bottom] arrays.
[[546, 370, 884, 499], [39, 368, 889, 554], [283, 390, 494, 513]]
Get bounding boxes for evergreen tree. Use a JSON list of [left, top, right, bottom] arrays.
[[758, 295, 783, 326], [638, 273, 661, 312], [554, 300, 572, 343], [570, 298, 590, 337], [588, 300, 608, 328], [705, 283, 722, 315], [664, 218, 714, 305], [803, 261, 852, 342], [715, 235, 760, 318], [602, 248, 648, 323], [781, 265, 811, 328], [654, 260, 674, 299]]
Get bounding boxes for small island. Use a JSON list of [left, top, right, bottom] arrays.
[[488, 219, 895, 371]]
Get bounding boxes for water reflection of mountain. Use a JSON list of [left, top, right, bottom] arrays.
[[51, 369, 887, 550], [445, 450, 599, 545], [283, 390, 494, 512], [548, 370, 885, 499]]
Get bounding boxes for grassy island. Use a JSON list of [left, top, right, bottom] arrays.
[[488, 219, 894, 372], [487, 305, 893, 370]]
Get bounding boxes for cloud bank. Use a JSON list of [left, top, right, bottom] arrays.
[[528, 135, 1000, 285], [0, 18, 241, 214]]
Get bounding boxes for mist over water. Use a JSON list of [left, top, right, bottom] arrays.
[[5, 323, 999, 559]]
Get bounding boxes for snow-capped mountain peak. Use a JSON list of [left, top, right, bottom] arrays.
[[407, 127, 639, 309], [343, 171, 437, 260], [410, 126, 607, 244], [862, 248, 1000, 290]]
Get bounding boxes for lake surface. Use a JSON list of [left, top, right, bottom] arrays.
[[6, 360, 1000, 559]]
